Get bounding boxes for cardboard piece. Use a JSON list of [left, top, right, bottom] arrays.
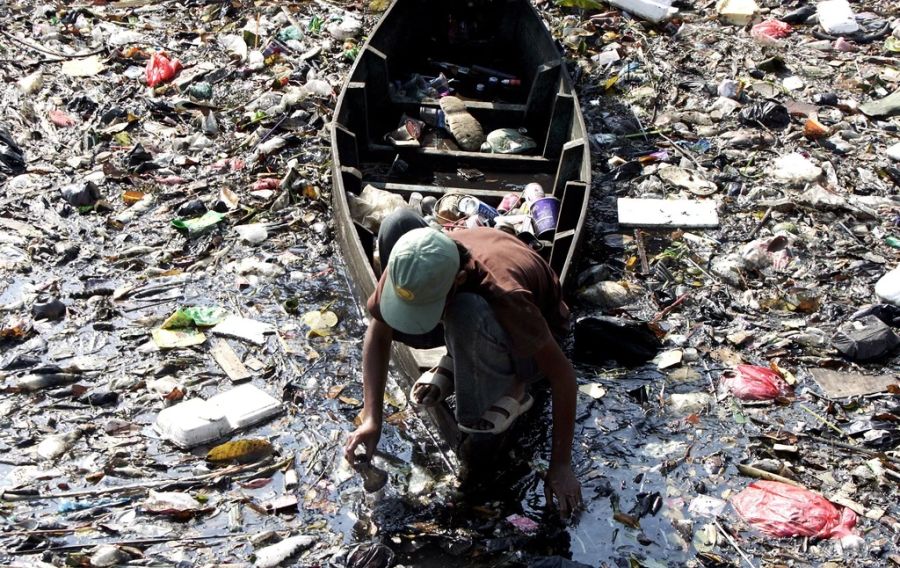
[[810, 368, 900, 399], [210, 338, 252, 382]]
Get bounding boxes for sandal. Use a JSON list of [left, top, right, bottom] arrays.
[[458, 393, 534, 435], [409, 355, 454, 408]]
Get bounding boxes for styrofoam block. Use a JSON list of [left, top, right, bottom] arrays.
[[209, 383, 282, 429], [155, 398, 230, 449]]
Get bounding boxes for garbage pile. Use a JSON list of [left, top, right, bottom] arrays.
[[0, 0, 899, 566]]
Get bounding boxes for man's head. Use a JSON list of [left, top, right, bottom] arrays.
[[381, 228, 463, 335]]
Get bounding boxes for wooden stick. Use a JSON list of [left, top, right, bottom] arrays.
[[1, 458, 290, 502], [715, 520, 756, 568], [736, 464, 802, 487], [11, 533, 237, 555], [634, 229, 650, 275], [799, 404, 847, 438], [747, 206, 773, 240]]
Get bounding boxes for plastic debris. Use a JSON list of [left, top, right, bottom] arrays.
[[731, 481, 860, 543], [721, 365, 791, 400]]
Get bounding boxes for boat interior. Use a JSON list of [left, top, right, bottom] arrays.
[[333, 0, 591, 281]]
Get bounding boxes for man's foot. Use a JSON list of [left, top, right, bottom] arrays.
[[409, 355, 454, 408], [458, 393, 534, 435]]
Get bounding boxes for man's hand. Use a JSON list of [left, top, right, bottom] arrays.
[[544, 462, 583, 519], [344, 416, 381, 465]]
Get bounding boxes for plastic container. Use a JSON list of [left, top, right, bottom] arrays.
[[154, 384, 282, 448], [155, 398, 230, 449], [531, 197, 561, 238], [523, 182, 545, 204], [211, 383, 282, 429]]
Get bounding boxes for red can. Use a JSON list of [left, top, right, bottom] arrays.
[[497, 192, 522, 213]]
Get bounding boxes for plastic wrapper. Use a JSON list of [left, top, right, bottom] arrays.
[[721, 365, 790, 400], [750, 19, 793, 41], [731, 481, 860, 543], [145, 52, 182, 87], [833, 315, 900, 362]]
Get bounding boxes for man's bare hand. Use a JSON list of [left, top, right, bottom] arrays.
[[344, 417, 381, 465], [544, 463, 583, 519]]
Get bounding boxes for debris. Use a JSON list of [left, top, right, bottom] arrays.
[[832, 315, 900, 362], [254, 535, 315, 568], [211, 315, 276, 346], [810, 369, 900, 398], [716, 0, 758, 26], [731, 481, 861, 544], [210, 338, 253, 382], [574, 316, 661, 366], [617, 198, 719, 228], [206, 438, 274, 464], [817, 0, 860, 35], [721, 365, 791, 400]]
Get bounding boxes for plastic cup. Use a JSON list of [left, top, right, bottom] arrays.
[[531, 197, 560, 239]]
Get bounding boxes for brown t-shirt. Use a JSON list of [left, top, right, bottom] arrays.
[[367, 227, 570, 357]]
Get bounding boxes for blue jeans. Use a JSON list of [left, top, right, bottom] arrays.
[[378, 210, 541, 424]]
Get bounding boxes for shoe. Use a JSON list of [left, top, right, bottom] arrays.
[[439, 96, 485, 151], [409, 355, 454, 408], [458, 393, 534, 435]]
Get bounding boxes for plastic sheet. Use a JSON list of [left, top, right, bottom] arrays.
[[145, 52, 182, 87]]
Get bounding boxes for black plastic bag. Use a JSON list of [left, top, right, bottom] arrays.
[[0, 126, 25, 178], [574, 316, 661, 366], [740, 101, 790, 129], [833, 315, 900, 362]]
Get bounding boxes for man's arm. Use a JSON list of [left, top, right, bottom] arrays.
[[533, 339, 583, 518], [344, 318, 393, 464]]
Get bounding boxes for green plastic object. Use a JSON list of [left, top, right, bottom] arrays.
[[172, 211, 225, 236], [885, 235, 900, 249]]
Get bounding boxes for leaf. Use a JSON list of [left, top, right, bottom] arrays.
[[578, 383, 607, 399], [326, 385, 345, 399], [302, 309, 339, 337], [206, 438, 274, 464], [61, 55, 106, 77], [556, 0, 604, 9], [151, 328, 206, 349], [370, 0, 390, 11]]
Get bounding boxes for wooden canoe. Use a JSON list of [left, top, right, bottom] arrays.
[[331, 0, 592, 447]]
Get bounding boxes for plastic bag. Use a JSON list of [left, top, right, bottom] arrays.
[[750, 19, 793, 41], [347, 184, 410, 232], [731, 481, 859, 542], [574, 316, 661, 366], [145, 52, 182, 87], [721, 365, 790, 400], [833, 315, 900, 362]]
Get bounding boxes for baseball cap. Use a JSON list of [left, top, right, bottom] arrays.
[[380, 228, 460, 335]]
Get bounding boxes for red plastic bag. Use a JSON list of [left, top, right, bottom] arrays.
[[721, 364, 790, 400], [750, 19, 793, 40], [731, 481, 858, 541], [145, 52, 182, 87]]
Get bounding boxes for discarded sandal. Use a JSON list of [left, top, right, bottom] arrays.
[[439, 96, 485, 151], [409, 355, 454, 408], [458, 393, 534, 435]]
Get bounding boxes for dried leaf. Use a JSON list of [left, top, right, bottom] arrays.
[[556, 0, 604, 9], [326, 385, 345, 399], [206, 438, 274, 464]]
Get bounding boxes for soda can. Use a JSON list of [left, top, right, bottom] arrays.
[[420, 106, 445, 129], [523, 182, 545, 204], [497, 192, 522, 213]]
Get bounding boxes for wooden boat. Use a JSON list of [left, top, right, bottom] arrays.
[[331, 0, 591, 446]]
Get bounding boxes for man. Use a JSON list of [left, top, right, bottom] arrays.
[[344, 210, 582, 517]]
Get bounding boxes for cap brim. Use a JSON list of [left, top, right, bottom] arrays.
[[380, 270, 444, 335]]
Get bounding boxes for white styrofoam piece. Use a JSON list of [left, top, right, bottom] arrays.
[[211, 315, 276, 345], [817, 0, 859, 35], [209, 383, 282, 429], [155, 398, 230, 449], [617, 198, 719, 228], [606, 0, 677, 23]]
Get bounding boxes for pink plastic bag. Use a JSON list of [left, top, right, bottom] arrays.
[[731, 481, 858, 541], [146, 52, 182, 87], [721, 365, 790, 400], [750, 19, 793, 40]]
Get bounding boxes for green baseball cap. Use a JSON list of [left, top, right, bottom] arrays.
[[381, 228, 460, 335]]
